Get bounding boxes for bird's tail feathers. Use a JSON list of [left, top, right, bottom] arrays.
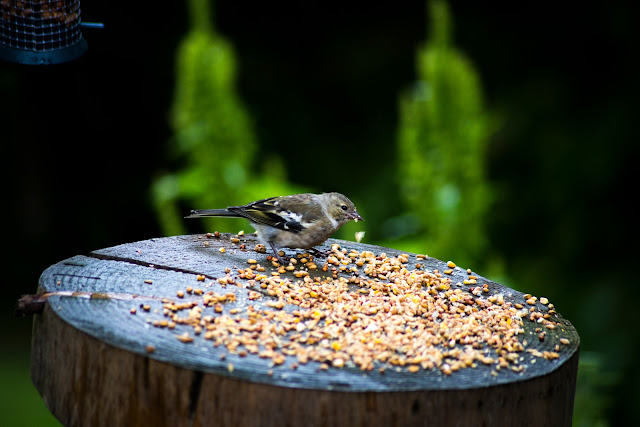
[[184, 209, 237, 219]]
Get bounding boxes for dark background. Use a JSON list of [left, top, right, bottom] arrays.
[[1, 2, 637, 425]]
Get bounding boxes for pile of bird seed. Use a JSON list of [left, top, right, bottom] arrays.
[[144, 244, 565, 375]]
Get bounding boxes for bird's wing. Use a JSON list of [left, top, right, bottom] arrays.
[[228, 195, 321, 233]]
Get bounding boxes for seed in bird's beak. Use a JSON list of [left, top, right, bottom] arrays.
[[350, 212, 364, 222]]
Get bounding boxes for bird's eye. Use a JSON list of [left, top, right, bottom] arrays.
[[341, 204, 348, 211]]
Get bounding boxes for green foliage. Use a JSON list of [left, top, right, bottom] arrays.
[[395, 4, 613, 424], [0, 350, 61, 426], [152, 0, 300, 236], [572, 352, 618, 427], [395, 0, 494, 267]]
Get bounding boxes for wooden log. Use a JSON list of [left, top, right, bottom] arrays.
[[31, 234, 579, 426]]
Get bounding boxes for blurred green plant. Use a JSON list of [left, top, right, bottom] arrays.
[[572, 352, 617, 427], [152, 0, 300, 236], [394, 0, 495, 269]]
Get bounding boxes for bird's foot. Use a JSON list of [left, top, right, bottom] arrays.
[[308, 247, 332, 259]]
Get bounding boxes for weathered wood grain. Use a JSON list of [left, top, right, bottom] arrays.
[[31, 234, 579, 426]]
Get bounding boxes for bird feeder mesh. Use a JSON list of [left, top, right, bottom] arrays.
[[1, 0, 82, 52]]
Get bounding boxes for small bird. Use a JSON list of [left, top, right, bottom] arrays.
[[186, 192, 363, 261]]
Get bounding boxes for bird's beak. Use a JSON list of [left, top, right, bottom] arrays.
[[350, 212, 364, 222]]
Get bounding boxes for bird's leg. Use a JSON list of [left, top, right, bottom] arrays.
[[268, 242, 288, 264]]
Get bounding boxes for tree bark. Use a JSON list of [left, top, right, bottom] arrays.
[[31, 234, 579, 426]]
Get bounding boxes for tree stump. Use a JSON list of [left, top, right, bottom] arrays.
[[30, 234, 579, 426]]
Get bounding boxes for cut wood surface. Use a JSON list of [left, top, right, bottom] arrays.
[[31, 234, 580, 426]]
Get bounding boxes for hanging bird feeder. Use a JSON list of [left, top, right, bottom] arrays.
[[0, 0, 102, 65]]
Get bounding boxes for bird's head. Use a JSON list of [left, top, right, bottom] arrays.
[[323, 192, 364, 227]]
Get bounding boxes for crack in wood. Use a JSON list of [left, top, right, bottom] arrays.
[[16, 290, 172, 315], [187, 371, 204, 427], [53, 273, 102, 280], [87, 252, 218, 280]]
